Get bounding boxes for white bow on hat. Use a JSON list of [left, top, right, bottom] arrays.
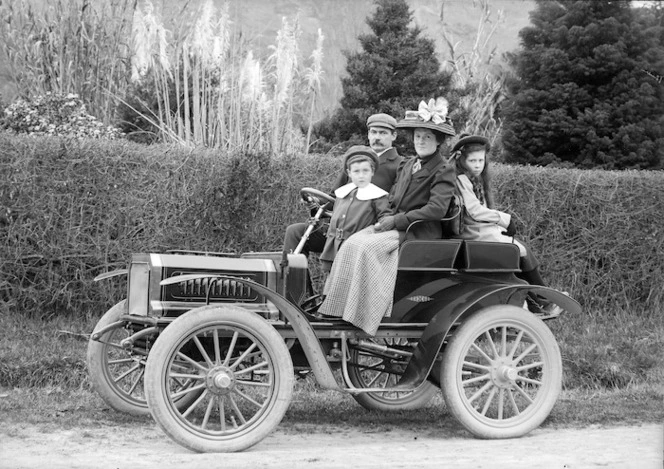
[[417, 98, 449, 125]]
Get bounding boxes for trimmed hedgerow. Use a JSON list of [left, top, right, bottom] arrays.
[[0, 131, 662, 319]]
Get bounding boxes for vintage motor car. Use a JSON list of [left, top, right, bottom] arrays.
[[88, 188, 580, 453]]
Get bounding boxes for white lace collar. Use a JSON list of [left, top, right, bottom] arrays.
[[334, 183, 388, 200]]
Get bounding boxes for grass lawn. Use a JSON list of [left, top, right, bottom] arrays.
[[0, 309, 663, 431]]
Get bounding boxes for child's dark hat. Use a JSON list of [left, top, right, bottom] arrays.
[[343, 145, 379, 170], [451, 134, 490, 153]]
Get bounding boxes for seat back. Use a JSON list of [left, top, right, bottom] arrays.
[[398, 239, 463, 271], [459, 241, 521, 272]]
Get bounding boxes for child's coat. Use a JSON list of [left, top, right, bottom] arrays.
[[319, 182, 390, 264]]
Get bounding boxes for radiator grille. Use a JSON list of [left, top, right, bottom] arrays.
[[166, 273, 258, 301]]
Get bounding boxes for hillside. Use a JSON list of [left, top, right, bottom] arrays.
[[0, 0, 536, 115], [212, 0, 536, 112]]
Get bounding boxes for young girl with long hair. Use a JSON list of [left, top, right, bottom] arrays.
[[453, 134, 563, 317]]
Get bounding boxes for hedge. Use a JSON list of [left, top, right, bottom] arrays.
[[1, 132, 662, 318]]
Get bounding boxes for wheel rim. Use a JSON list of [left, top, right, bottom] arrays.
[[162, 324, 278, 438], [349, 338, 423, 402], [455, 321, 554, 425]]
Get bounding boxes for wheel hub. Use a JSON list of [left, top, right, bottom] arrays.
[[206, 365, 235, 395], [491, 360, 518, 389]]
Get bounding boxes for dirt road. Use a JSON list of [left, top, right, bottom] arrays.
[[2, 421, 662, 469]]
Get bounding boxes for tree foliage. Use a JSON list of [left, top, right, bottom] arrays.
[[313, 0, 455, 150], [501, 0, 664, 169]]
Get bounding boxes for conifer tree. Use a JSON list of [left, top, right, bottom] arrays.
[[501, 0, 664, 169], [314, 0, 454, 146]]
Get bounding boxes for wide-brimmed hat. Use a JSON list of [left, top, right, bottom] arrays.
[[343, 145, 379, 170], [366, 113, 397, 131], [451, 134, 490, 154], [396, 98, 455, 137]]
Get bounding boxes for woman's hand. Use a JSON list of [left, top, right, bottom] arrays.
[[375, 215, 395, 232], [502, 218, 516, 237]]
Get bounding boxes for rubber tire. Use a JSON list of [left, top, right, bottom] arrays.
[[347, 338, 438, 411], [440, 304, 562, 439], [144, 306, 294, 453], [87, 300, 150, 416]]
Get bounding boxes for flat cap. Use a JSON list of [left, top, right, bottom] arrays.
[[366, 113, 397, 130], [342, 145, 379, 170]]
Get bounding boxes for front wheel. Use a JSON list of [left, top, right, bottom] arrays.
[[440, 305, 562, 439], [144, 306, 294, 453]]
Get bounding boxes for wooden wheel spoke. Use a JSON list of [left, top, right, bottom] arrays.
[[517, 361, 544, 371], [169, 372, 205, 381], [517, 376, 542, 387], [513, 384, 535, 404], [501, 326, 507, 357], [234, 360, 269, 376], [508, 330, 525, 359], [470, 342, 493, 363], [201, 396, 215, 430], [127, 367, 145, 394], [170, 382, 207, 401], [462, 372, 491, 386], [484, 330, 500, 359], [229, 343, 258, 370], [232, 388, 264, 409], [236, 379, 271, 388], [213, 329, 221, 365], [219, 396, 226, 431], [181, 389, 208, 418], [480, 386, 498, 416], [228, 395, 247, 425], [514, 343, 538, 364], [113, 363, 141, 383], [468, 381, 493, 404], [462, 360, 491, 372], [497, 388, 505, 420], [223, 331, 239, 366], [507, 388, 521, 415], [175, 351, 208, 372], [193, 335, 214, 367]]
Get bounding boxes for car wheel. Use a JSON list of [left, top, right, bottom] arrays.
[[440, 304, 562, 438], [347, 337, 438, 411], [87, 300, 150, 416], [144, 306, 294, 453]]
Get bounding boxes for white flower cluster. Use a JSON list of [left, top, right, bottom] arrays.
[[2, 92, 123, 140]]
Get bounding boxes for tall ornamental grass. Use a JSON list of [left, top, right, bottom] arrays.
[[128, 0, 325, 153], [440, 0, 506, 145], [0, 0, 135, 124]]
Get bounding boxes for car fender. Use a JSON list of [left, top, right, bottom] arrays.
[[160, 274, 339, 390], [395, 280, 580, 388], [93, 269, 128, 281]]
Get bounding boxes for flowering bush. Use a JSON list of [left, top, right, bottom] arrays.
[[2, 93, 123, 139]]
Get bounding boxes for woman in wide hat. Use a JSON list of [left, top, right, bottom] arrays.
[[315, 98, 458, 335]]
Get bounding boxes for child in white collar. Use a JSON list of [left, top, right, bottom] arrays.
[[319, 146, 391, 272]]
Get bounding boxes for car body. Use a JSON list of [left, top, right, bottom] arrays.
[[88, 190, 580, 453]]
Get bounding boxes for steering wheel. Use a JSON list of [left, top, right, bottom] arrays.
[[300, 187, 335, 218]]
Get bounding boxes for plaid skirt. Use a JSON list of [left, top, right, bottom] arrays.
[[318, 226, 400, 335]]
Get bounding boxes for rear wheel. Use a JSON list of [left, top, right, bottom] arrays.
[[87, 301, 149, 416], [440, 305, 562, 439], [145, 306, 294, 453], [347, 337, 438, 411]]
